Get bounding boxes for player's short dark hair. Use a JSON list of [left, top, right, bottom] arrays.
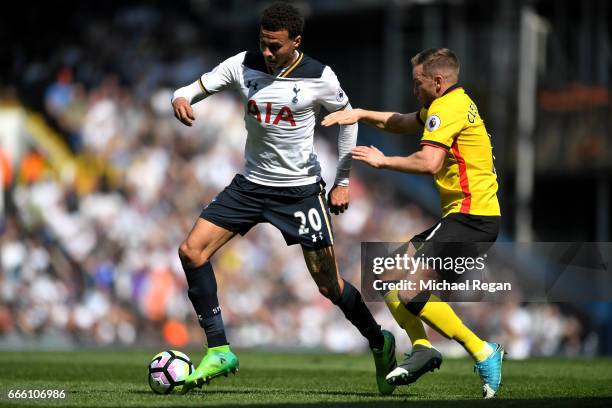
[[411, 48, 460, 81], [261, 2, 304, 39]]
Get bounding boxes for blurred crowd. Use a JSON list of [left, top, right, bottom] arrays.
[[0, 3, 599, 357]]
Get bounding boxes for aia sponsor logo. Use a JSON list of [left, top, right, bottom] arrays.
[[248, 100, 296, 126]]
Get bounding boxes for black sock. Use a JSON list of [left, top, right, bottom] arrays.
[[185, 261, 228, 348], [400, 290, 432, 316], [334, 280, 384, 349]]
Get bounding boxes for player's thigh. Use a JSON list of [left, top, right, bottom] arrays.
[[179, 218, 236, 267], [301, 245, 341, 280], [264, 185, 334, 250], [264, 183, 340, 290], [409, 214, 497, 285], [200, 175, 264, 237], [302, 245, 343, 297]]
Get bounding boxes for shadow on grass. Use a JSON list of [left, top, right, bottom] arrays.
[[128, 388, 397, 398], [120, 388, 612, 408]]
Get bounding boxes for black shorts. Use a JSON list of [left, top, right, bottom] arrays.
[[200, 174, 334, 249], [411, 213, 500, 280]]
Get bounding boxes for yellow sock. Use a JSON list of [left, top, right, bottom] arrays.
[[418, 294, 491, 361], [384, 290, 432, 348]]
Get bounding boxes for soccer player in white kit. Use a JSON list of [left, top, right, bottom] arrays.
[[172, 2, 397, 395]]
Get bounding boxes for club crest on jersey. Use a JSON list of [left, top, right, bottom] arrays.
[[426, 115, 441, 132], [336, 87, 344, 102], [292, 84, 301, 103]]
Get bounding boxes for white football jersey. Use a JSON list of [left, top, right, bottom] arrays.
[[197, 51, 350, 187]]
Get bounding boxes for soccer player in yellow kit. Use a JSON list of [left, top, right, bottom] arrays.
[[322, 48, 504, 398]]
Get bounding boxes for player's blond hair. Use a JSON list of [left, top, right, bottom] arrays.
[[411, 48, 460, 82]]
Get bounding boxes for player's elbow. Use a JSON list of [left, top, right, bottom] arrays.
[[385, 114, 405, 134]]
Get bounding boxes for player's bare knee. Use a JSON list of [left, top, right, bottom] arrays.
[[177, 241, 194, 267], [178, 241, 209, 269], [397, 289, 416, 305]]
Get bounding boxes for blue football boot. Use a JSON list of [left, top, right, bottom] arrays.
[[474, 342, 505, 399]]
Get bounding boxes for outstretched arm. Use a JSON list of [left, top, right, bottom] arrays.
[[352, 144, 446, 175], [322, 109, 423, 135]]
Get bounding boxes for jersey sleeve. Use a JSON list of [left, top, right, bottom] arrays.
[[420, 103, 464, 150], [199, 51, 245, 95], [315, 66, 350, 112]]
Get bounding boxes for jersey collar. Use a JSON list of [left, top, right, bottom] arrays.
[[243, 50, 325, 79], [275, 51, 303, 78], [442, 83, 463, 96]]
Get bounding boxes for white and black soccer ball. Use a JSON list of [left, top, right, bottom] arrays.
[[148, 350, 194, 394]]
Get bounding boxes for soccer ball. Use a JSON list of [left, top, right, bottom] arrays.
[[148, 350, 194, 394]]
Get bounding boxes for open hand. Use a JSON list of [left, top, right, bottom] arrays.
[[321, 109, 361, 127], [352, 145, 387, 169]]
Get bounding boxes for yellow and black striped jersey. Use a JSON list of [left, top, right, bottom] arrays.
[[417, 85, 500, 217]]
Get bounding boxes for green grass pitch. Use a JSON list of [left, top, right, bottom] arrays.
[[0, 350, 611, 407]]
